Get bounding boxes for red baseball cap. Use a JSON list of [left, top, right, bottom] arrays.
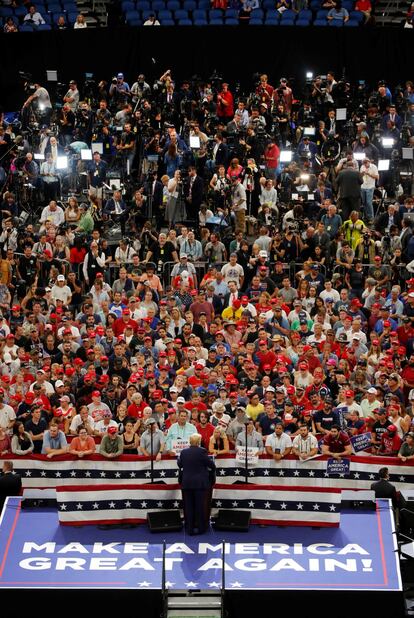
[[241, 296, 249, 302], [122, 308, 130, 315], [259, 340, 267, 345], [263, 364, 271, 370], [345, 390, 354, 398], [383, 320, 391, 327], [92, 390, 101, 398], [107, 426, 117, 435], [299, 362, 308, 370]]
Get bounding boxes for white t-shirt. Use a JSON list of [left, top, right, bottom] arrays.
[[221, 263, 244, 287], [0, 404, 16, 431], [69, 414, 95, 434], [51, 284, 72, 304], [360, 163, 378, 190], [265, 432, 292, 452]]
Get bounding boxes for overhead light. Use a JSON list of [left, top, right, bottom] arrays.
[[381, 138, 394, 148], [280, 151, 292, 163], [378, 159, 390, 171], [353, 152, 365, 161], [56, 156, 68, 170], [306, 71, 313, 80]]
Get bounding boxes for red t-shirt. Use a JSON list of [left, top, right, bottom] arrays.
[[112, 317, 138, 336], [196, 422, 215, 449], [380, 433, 402, 455], [323, 431, 351, 453]]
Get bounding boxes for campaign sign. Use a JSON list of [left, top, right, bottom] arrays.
[[171, 439, 189, 455], [0, 497, 401, 591], [351, 432, 372, 454], [326, 458, 350, 477], [235, 446, 259, 466]]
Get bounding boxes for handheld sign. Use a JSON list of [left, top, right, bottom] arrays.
[[326, 458, 350, 477]]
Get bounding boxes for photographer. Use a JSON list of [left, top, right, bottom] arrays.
[[109, 73, 131, 110], [0, 219, 18, 254], [40, 153, 59, 202], [75, 102, 93, 143]]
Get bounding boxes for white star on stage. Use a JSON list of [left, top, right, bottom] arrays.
[[25, 470, 32, 476], [165, 581, 175, 589], [280, 503, 287, 509], [308, 471, 315, 477], [85, 471, 91, 477], [369, 474, 375, 480], [339, 473, 345, 478], [157, 501, 163, 508], [230, 581, 243, 588], [278, 470, 284, 476], [400, 476, 406, 482], [76, 503, 83, 510], [115, 472, 121, 478], [329, 505, 336, 512], [264, 501, 271, 509], [234, 469, 241, 476], [185, 581, 198, 588], [60, 503, 67, 510], [138, 581, 151, 588], [297, 503, 303, 510], [248, 501, 255, 508], [70, 471, 76, 477], [131, 472, 137, 478], [100, 471, 106, 478], [215, 500, 222, 507], [232, 501, 239, 507], [263, 469, 270, 476], [55, 472, 61, 478], [353, 473, 360, 479], [125, 501, 131, 508], [313, 504, 320, 510], [93, 503, 99, 509], [208, 582, 221, 588], [173, 501, 180, 508], [324, 472, 329, 478], [249, 470, 255, 476], [293, 470, 300, 477], [174, 470, 179, 476], [219, 469, 226, 475], [144, 471, 150, 478], [109, 502, 116, 509], [160, 471, 166, 477], [141, 501, 147, 508], [40, 471, 46, 477]]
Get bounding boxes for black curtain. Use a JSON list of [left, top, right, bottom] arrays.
[[0, 27, 412, 111]]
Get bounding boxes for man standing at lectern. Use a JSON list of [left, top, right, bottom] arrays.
[[178, 433, 216, 535]]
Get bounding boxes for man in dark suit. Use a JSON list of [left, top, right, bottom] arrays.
[[336, 160, 363, 221], [370, 467, 398, 508], [185, 166, 204, 224], [178, 433, 216, 535], [103, 189, 128, 235], [0, 461, 22, 512], [400, 218, 413, 260]]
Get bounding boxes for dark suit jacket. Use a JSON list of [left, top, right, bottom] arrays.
[[187, 175, 204, 209], [370, 479, 397, 503], [103, 198, 127, 215], [215, 143, 229, 167], [178, 445, 215, 490], [0, 472, 22, 511], [375, 211, 402, 234], [337, 169, 363, 198]]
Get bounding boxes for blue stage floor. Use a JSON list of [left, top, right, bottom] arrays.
[[0, 497, 401, 592]]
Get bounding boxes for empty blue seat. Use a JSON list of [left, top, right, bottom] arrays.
[[67, 11, 79, 22], [62, 2, 77, 10], [328, 18, 343, 24], [141, 9, 155, 18], [20, 22, 34, 30], [210, 16, 224, 23], [160, 17, 175, 23], [263, 0, 275, 8], [136, 0, 151, 9], [175, 8, 189, 18], [315, 8, 328, 16], [344, 18, 358, 24], [0, 7, 13, 16], [225, 8, 238, 17], [298, 9, 311, 19], [197, 0, 210, 8], [38, 23, 52, 29], [349, 9, 363, 21], [251, 8, 264, 17], [310, 0, 320, 7], [158, 9, 173, 18], [125, 9, 140, 21], [129, 17, 142, 24], [250, 16, 263, 23], [265, 9, 280, 21], [122, 1, 136, 11], [47, 3, 62, 12], [193, 8, 207, 19], [178, 17, 192, 22], [14, 6, 27, 16], [183, 0, 197, 8], [313, 17, 327, 23], [342, 0, 353, 9], [209, 8, 223, 17], [225, 16, 238, 22], [166, 0, 180, 8], [152, 0, 166, 10], [193, 16, 208, 23], [280, 8, 295, 19]]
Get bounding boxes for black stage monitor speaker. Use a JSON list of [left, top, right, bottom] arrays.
[[147, 510, 183, 532], [213, 509, 251, 532]]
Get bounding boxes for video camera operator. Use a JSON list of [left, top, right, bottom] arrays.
[[22, 82, 52, 127], [75, 102, 93, 143], [58, 103, 75, 147], [131, 74, 151, 106], [109, 73, 131, 111]]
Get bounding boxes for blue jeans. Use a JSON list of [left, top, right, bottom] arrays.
[[361, 187, 374, 221]]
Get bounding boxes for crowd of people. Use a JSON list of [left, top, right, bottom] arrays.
[[0, 68, 413, 477]]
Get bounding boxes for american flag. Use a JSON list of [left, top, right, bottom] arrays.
[[11, 454, 414, 500], [55, 483, 341, 527]]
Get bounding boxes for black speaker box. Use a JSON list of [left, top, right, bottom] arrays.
[[213, 509, 251, 532], [147, 510, 183, 532]]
